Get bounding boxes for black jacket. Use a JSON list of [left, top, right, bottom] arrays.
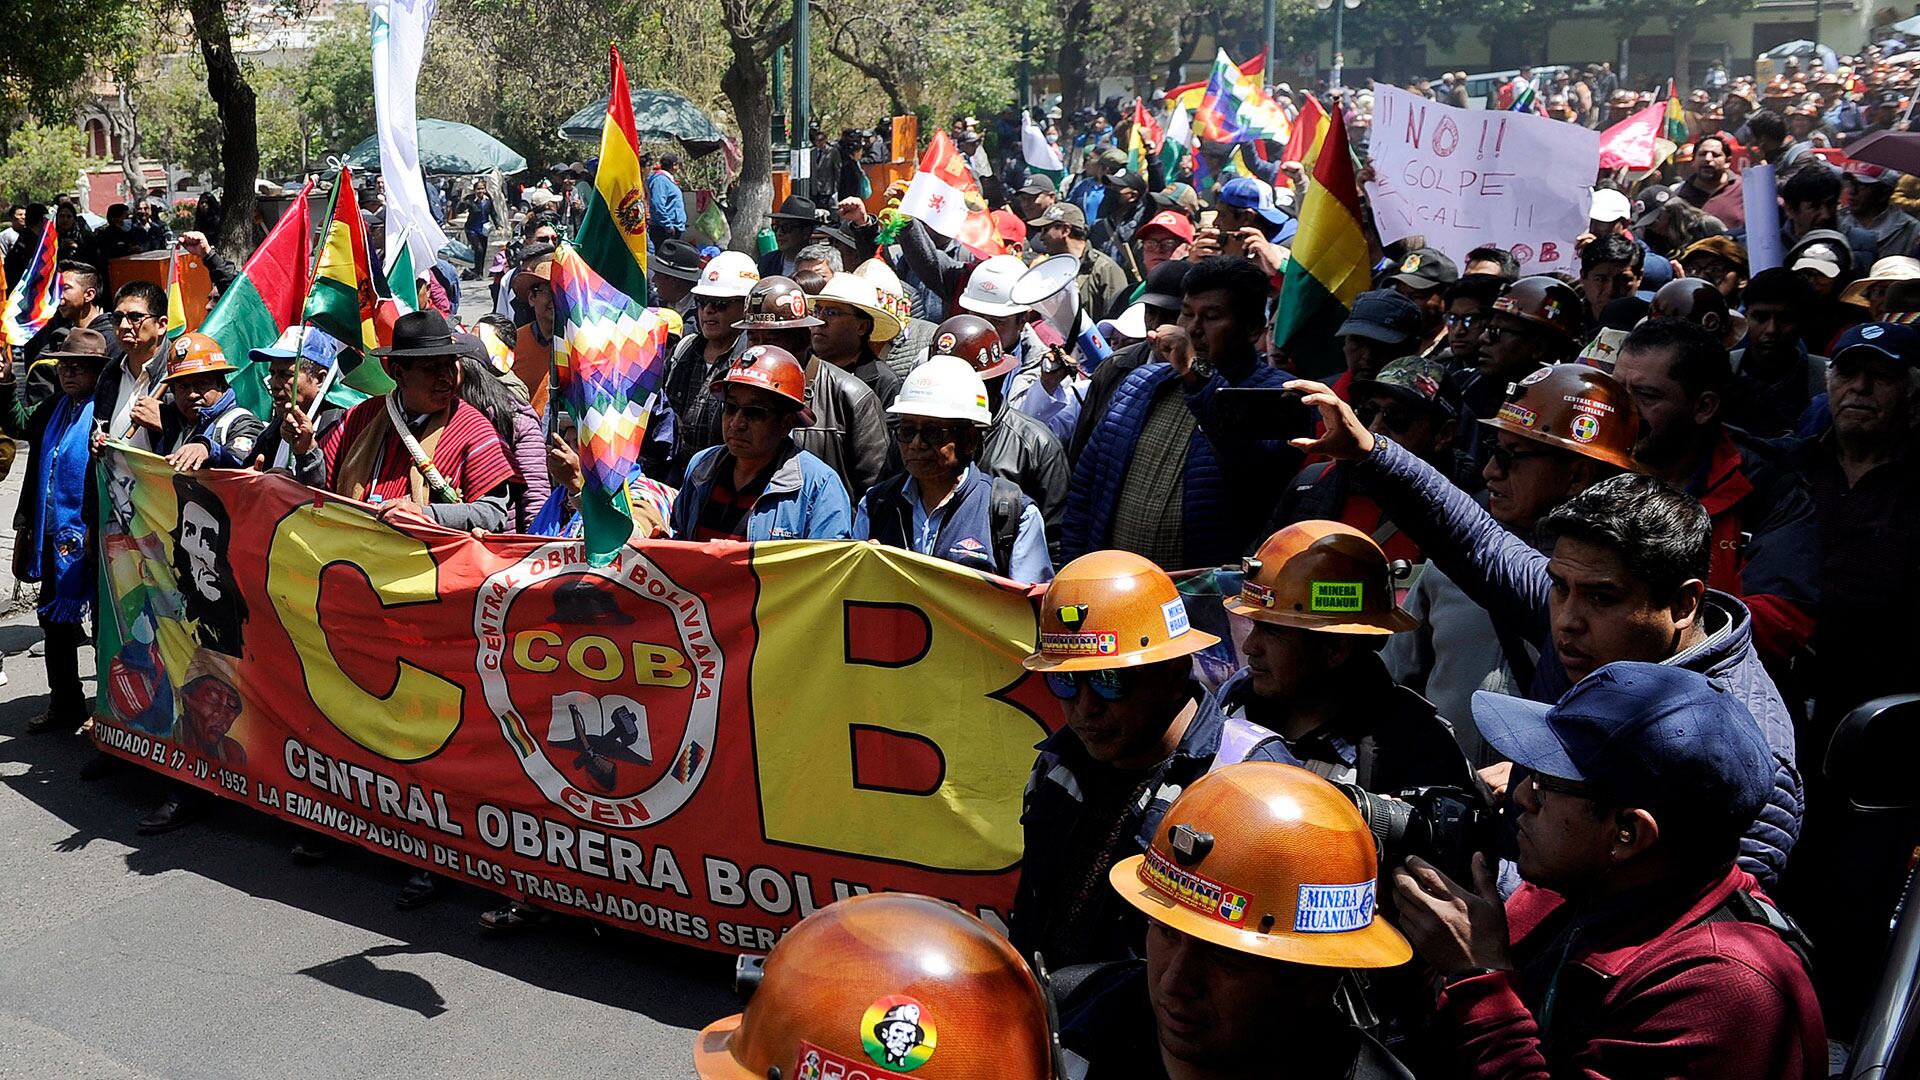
[[791, 357, 890, 501], [980, 401, 1070, 560]]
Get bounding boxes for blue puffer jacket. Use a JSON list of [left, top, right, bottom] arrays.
[[1063, 360, 1298, 566], [671, 442, 853, 541], [1353, 437, 1802, 886]]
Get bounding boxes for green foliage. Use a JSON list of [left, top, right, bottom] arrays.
[[132, 53, 225, 180], [0, 121, 86, 204], [0, 0, 145, 132]]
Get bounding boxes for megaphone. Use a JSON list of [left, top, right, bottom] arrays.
[[1011, 253, 1113, 369]]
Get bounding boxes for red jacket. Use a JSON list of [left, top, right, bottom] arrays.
[[1691, 428, 1819, 665], [1436, 865, 1825, 1079]]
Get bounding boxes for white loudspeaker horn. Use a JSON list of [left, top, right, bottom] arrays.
[[1009, 253, 1080, 306]]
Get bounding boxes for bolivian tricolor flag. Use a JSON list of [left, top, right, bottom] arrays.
[[574, 44, 651, 305], [304, 166, 393, 396], [1272, 103, 1369, 379], [1663, 79, 1689, 144]]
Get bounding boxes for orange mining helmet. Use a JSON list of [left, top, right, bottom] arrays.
[[1480, 362, 1638, 471], [1023, 550, 1220, 672], [712, 344, 808, 408], [1224, 522, 1418, 635], [693, 893, 1055, 1080], [1109, 761, 1413, 968]]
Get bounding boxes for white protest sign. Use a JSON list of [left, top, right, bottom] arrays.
[[1364, 84, 1600, 276]]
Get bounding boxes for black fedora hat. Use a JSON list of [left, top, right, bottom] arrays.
[[375, 309, 460, 359], [654, 239, 704, 282], [770, 195, 818, 224], [550, 578, 634, 626]]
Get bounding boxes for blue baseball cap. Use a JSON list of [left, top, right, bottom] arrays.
[[247, 324, 343, 371], [1472, 662, 1771, 826], [1829, 321, 1920, 368], [1216, 177, 1289, 225], [1335, 289, 1422, 345], [1634, 252, 1674, 302]]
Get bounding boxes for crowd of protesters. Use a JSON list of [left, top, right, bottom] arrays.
[[8, 32, 1920, 1077]]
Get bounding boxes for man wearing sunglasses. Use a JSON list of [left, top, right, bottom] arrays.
[[661, 251, 758, 485], [92, 280, 172, 448], [758, 196, 820, 278], [854, 357, 1051, 583], [669, 344, 851, 542], [1010, 550, 1298, 969], [1394, 663, 1823, 1079], [1265, 356, 1460, 566], [1288, 374, 1803, 890]]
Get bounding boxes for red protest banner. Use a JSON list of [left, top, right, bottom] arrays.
[[93, 447, 1059, 951]]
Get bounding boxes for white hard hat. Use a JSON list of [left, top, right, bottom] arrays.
[[959, 254, 1032, 318], [812, 273, 904, 342], [692, 250, 761, 299], [886, 355, 992, 426]]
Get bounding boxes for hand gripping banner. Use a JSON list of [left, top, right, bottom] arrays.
[[91, 446, 1059, 952]]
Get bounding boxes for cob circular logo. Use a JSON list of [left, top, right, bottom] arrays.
[[1569, 414, 1600, 443], [474, 542, 721, 827]]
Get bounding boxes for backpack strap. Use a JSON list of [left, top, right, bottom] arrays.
[[1208, 713, 1286, 773], [988, 476, 1025, 578], [1689, 887, 1816, 977]]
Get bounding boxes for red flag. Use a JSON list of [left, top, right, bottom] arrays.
[[1279, 93, 1331, 188], [1599, 99, 1670, 171], [1132, 98, 1165, 152]]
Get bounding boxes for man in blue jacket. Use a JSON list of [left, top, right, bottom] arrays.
[[1065, 256, 1300, 569], [670, 345, 851, 542], [1285, 376, 1803, 888]]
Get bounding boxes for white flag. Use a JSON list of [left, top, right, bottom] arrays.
[[369, 0, 450, 274], [1022, 112, 1064, 174], [1165, 103, 1192, 150], [898, 131, 974, 237]]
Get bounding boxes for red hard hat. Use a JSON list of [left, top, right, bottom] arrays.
[[712, 344, 807, 407]]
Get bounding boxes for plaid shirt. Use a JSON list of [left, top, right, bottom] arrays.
[[1106, 385, 1196, 569], [662, 330, 747, 486]]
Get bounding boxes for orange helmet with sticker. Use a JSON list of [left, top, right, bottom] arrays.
[[1479, 362, 1638, 471], [1109, 761, 1412, 968], [1223, 522, 1416, 635], [1023, 550, 1221, 672], [163, 331, 237, 383], [712, 344, 808, 408], [931, 313, 1014, 378], [693, 893, 1055, 1080], [1491, 275, 1582, 342]]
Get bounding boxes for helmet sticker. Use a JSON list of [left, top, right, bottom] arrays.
[[1310, 582, 1363, 612], [1240, 581, 1276, 608], [1041, 631, 1118, 656], [1056, 603, 1087, 629], [1294, 881, 1377, 933], [1518, 367, 1553, 386], [1495, 401, 1539, 428], [797, 1041, 913, 1080], [1569, 414, 1600, 442], [1141, 847, 1251, 926], [935, 331, 957, 353], [1161, 597, 1190, 638], [862, 995, 937, 1071]]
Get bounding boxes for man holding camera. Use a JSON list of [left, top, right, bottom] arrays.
[[1288, 345, 1803, 890], [1219, 521, 1477, 794], [1393, 663, 1824, 1078]]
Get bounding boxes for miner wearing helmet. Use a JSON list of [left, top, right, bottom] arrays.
[[1057, 763, 1416, 1078], [694, 893, 1057, 1080], [1288, 350, 1805, 889], [1011, 550, 1298, 968], [854, 357, 1053, 583], [1380, 363, 1636, 759], [660, 250, 757, 484], [1219, 522, 1477, 793], [1453, 275, 1583, 485], [932, 312, 1071, 559], [667, 344, 853, 542], [734, 275, 889, 499]]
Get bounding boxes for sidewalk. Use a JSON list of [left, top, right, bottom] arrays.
[[0, 461, 29, 617]]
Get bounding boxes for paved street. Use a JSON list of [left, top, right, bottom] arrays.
[[0, 342, 739, 1078]]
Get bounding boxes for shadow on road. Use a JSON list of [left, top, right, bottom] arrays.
[[0, 688, 738, 1031]]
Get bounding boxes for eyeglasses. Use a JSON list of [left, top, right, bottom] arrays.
[[1044, 668, 1131, 702], [698, 296, 738, 310], [773, 222, 812, 235], [892, 421, 960, 446], [110, 311, 159, 326], [720, 400, 776, 423], [1141, 236, 1182, 253], [1355, 401, 1423, 433], [1486, 443, 1560, 471], [1444, 312, 1484, 330], [55, 359, 97, 373]]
